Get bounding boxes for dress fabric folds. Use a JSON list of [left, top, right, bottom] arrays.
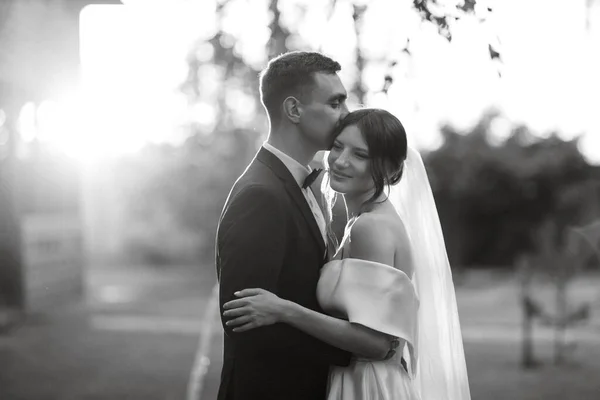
[[317, 259, 421, 400]]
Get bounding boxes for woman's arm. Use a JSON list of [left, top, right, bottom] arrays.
[[224, 215, 402, 360], [282, 297, 392, 359], [223, 288, 392, 360]]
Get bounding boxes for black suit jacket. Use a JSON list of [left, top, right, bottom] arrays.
[[216, 147, 352, 400]]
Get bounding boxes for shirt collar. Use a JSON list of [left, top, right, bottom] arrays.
[[262, 142, 311, 188]]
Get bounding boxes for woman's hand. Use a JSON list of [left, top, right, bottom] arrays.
[[222, 288, 287, 332]]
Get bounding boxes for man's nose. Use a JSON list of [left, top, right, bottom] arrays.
[[340, 103, 349, 119], [342, 103, 349, 118]]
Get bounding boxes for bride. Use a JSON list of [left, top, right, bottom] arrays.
[[222, 108, 471, 399]]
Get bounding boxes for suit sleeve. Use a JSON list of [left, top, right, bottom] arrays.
[[217, 184, 351, 365], [216, 185, 291, 353]]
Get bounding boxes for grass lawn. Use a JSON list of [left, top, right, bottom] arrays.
[[201, 269, 600, 400], [458, 269, 600, 400], [465, 340, 600, 400], [1, 266, 599, 399]]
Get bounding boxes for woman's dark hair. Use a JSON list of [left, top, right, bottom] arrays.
[[333, 108, 408, 209]]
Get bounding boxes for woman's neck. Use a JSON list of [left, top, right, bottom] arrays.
[[343, 190, 388, 219]]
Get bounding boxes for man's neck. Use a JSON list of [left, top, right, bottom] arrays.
[[266, 130, 316, 167]]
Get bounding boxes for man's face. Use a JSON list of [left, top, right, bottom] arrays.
[[298, 72, 349, 150]]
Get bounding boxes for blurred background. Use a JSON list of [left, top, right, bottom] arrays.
[[1, 0, 599, 399]]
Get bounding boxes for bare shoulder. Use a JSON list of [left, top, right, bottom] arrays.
[[348, 213, 396, 266], [349, 211, 412, 275], [351, 211, 408, 241]]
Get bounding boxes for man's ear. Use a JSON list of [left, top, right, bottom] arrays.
[[283, 96, 302, 124]]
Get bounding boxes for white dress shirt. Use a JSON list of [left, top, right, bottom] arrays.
[[262, 143, 328, 246]]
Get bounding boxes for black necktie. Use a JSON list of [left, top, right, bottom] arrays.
[[302, 168, 323, 189]]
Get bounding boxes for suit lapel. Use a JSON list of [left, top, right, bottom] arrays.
[[257, 148, 326, 256]]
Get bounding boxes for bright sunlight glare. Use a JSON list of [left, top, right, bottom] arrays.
[[76, 2, 214, 161], [15, 0, 600, 164], [15, 1, 216, 163]]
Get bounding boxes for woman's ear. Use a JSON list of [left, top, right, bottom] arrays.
[[283, 96, 302, 124]]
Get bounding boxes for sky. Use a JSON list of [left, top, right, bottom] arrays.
[[23, 0, 600, 164]]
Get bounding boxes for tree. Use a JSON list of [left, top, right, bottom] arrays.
[[425, 111, 598, 267], [123, 0, 296, 264], [379, 0, 502, 95]]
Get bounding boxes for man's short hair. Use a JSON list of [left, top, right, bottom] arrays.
[[259, 51, 341, 124]]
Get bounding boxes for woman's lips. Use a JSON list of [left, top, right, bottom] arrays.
[[331, 169, 351, 179]]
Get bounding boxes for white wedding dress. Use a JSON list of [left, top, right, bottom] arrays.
[[317, 256, 421, 400], [315, 146, 471, 400]]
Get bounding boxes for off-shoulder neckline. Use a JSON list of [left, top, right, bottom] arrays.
[[327, 257, 412, 282]]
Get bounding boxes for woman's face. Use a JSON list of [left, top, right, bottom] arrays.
[[327, 124, 374, 195]]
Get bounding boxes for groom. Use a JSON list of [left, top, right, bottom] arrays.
[[216, 51, 352, 400]]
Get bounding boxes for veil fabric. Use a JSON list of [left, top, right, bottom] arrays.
[[389, 146, 471, 400]]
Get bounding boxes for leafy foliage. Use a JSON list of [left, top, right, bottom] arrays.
[[117, 128, 258, 265], [116, 0, 597, 268], [426, 111, 598, 267]]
